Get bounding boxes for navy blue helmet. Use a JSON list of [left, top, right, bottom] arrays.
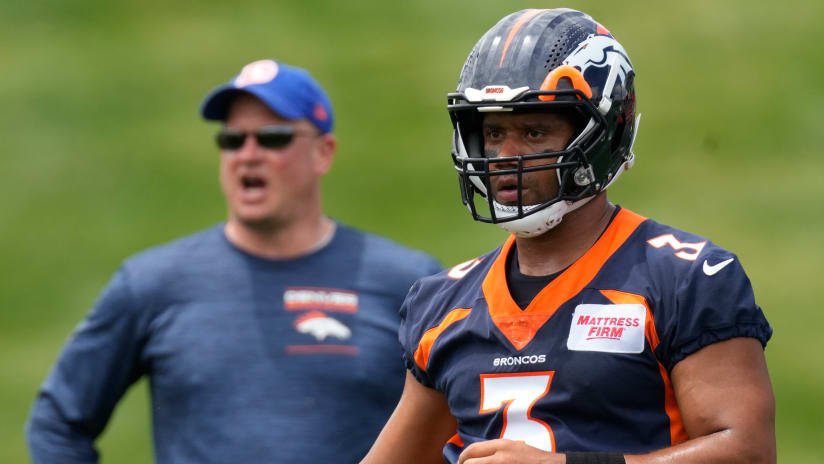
[[448, 9, 638, 237]]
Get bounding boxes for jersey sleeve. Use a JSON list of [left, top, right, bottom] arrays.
[[26, 265, 148, 463], [397, 280, 437, 389], [653, 250, 773, 372]]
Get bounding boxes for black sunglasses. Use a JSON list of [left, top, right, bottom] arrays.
[[215, 125, 319, 151]]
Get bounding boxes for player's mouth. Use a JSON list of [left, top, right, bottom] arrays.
[[239, 174, 268, 200], [493, 176, 525, 204]]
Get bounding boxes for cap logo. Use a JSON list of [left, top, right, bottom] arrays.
[[234, 59, 279, 88], [313, 102, 329, 122]]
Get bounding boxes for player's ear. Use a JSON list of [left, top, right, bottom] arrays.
[[313, 133, 336, 176]]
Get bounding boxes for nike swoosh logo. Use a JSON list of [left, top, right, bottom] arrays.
[[703, 258, 734, 276]]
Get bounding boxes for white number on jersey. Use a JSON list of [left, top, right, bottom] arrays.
[[479, 372, 555, 451], [447, 257, 483, 280], [647, 234, 706, 261]]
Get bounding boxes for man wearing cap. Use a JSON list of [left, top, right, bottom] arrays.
[[25, 59, 442, 463]]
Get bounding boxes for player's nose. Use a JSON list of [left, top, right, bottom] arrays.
[[496, 133, 524, 158], [488, 134, 525, 172]]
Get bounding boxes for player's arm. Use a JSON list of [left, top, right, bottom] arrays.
[[362, 370, 458, 464], [26, 267, 146, 464], [624, 336, 775, 463]]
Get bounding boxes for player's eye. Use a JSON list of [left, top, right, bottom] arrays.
[[525, 128, 547, 140], [484, 127, 504, 141]]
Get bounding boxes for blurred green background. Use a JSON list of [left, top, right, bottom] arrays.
[[2, 0, 821, 462]]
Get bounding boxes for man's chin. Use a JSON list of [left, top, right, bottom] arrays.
[[231, 213, 286, 233]]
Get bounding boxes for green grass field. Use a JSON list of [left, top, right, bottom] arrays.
[[2, 0, 822, 462]]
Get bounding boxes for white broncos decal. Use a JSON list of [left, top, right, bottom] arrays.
[[564, 34, 634, 114], [294, 311, 352, 342]]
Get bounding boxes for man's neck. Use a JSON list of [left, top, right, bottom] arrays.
[[514, 194, 615, 276], [225, 214, 335, 260]]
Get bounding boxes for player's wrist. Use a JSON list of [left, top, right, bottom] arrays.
[[565, 451, 626, 464]]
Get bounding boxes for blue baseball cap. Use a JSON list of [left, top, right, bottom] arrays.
[[200, 59, 334, 133]]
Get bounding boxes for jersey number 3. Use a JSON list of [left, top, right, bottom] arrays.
[[479, 372, 556, 451]]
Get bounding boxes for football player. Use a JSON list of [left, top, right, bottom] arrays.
[[363, 9, 774, 464]]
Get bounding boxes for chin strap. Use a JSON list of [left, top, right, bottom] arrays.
[[494, 195, 595, 237]]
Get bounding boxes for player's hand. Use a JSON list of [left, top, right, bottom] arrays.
[[457, 439, 565, 464]]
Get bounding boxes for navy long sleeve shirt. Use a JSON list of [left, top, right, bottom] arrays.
[[26, 223, 442, 463]]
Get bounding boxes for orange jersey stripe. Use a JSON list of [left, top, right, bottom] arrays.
[[499, 9, 546, 67], [656, 358, 688, 444], [599, 289, 688, 445], [413, 308, 472, 371], [447, 433, 464, 448], [598, 289, 660, 349], [482, 208, 647, 351]]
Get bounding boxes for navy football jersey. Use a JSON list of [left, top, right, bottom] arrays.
[[398, 208, 771, 462]]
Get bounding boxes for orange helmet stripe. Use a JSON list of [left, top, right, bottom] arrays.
[[538, 65, 594, 101], [499, 9, 546, 67]]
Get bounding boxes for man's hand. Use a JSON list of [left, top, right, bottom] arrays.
[[458, 439, 565, 464]]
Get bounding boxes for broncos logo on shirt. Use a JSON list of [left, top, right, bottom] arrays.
[[294, 311, 352, 341]]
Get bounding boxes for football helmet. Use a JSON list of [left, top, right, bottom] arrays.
[[449, 8, 639, 237]]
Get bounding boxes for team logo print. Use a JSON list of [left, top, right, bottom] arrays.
[[703, 257, 734, 276], [463, 85, 530, 103], [493, 354, 547, 367], [563, 34, 633, 109], [313, 102, 329, 122], [234, 59, 279, 88], [283, 287, 359, 312], [567, 304, 645, 353], [294, 311, 352, 342]]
